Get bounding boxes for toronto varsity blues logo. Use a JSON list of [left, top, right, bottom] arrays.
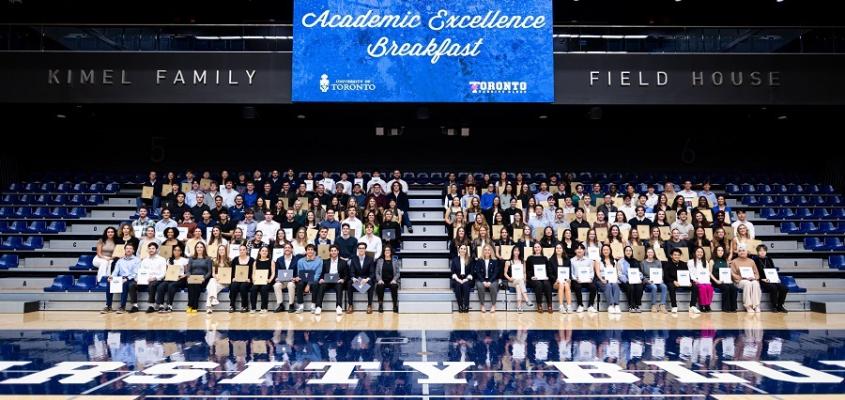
[[470, 80, 529, 94]]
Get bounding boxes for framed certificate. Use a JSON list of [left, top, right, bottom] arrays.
[[610, 243, 624, 258], [577, 266, 592, 283], [253, 270, 269, 285], [141, 186, 155, 200], [159, 245, 173, 260], [492, 225, 503, 240], [200, 178, 212, 191], [217, 267, 232, 284], [632, 246, 645, 261], [187, 275, 205, 285], [499, 245, 514, 260], [677, 270, 691, 287], [304, 180, 314, 192], [228, 244, 240, 259], [181, 183, 192, 194], [272, 248, 284, 261], [177, 227, 189, 241], [512, 229, 524, 242], [587, 247, 600, 261], [542, 248, 554, 258], [637, 226, 651, 241], [628, 269, 641, 284], [658, 226, 671, 241], [577, 227, 589, 241], [718, 268, 731, 283], [739, 266, 755, 279], [533, 264, 548, 280], [112, 244, 126, 259], [510, 264, 525, 280], [596, 229, 608, 243], [306, 228, 319, 242], [557, 267, 570, 283], [604, 268, 618, 284], [277, 269, 293, 282], [764, 268, 780, 283], [318, 244, 331, 260], [697, 269, 710, 284], [164, 264, 181, 281], [234, 265, 250, 282], [649, 268, 663, 283], [109, 277, 124, 293]]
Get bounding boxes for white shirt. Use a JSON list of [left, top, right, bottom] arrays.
[[619, 204, 636, 221], [341, 217, 364, 239], [318, 178, 336, 194], [361, 234, 383, 260], [330, 258, 339, 274], [336, 179, 352, 195], [139, 255, 167, 280], [256, 220, 280, 244], [670, 220, 694, 240], [387, 178, 409, 193], [731, 219, 756, 239], [645, 192, 659, 209], [680, 189, 699, 206], [219, 188, 240, 208], [366, 177, 388, 193], [687, 259, 708, 283]]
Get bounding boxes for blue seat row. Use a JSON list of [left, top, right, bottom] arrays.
[[5, 183, 119, 194], [727, 183, 836, 195], [0, 220, 66, 234], [0, 236, 44, 250], [759, 208, 845, 220], [0, 207, 87, 219], [742, 195, 842, 207], [0, 194, 105, 206], [803, 237, 845, 251]]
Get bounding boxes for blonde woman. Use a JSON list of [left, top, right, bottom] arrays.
[[731, 224, 752, 258], [205, 243, 231, 313], [185, 227, 206, 258], [138, 226, 160, 260], [292, 227, 309, 256]]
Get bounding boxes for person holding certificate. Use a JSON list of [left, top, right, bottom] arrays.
[[248, 246, 275, 313], [347, 243, 375, 314], [663, 248, 696, 314], [130, 242, 166, 314], [101, 244, 139, 314], [229, 244, 254, 313], [622, 246, 644, 313], [687, 247, 713, 313], [597, 245, 622, 314], [273, 243, 301, 313], [473, 245, 501, 313], [642, 247, 668, 313], [375, 246, 400, 313], [730, 245, 761, 313], [205, 244, 231, 314], [503, 246, 533, 313], [550, 244, 573, 314], [753, 244, 788, 312], [570, 244, 598, 313], [318, 245, 349, 315], [450, 245, 473, 313], [526, 243, 553, 313], [185, 242, 211, 313], [155, 244, 188, 313], [711, 245, 738, 312]]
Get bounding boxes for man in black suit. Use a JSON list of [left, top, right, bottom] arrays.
[[318, 245, 349, 315], [348, 242, 375, 314]]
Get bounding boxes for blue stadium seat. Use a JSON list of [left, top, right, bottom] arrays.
[[31, 207, 50, 218], [780, 222, 800, 234], [48, 207, 68, 219], [94, 276, 109, 292], [725, 184, 740, 194], [740, 184, 755, 194], [68, 275, 98, 292], [798, 222, 820, 234], [19, 236, 44, 250], [85, 195, 104, 205], [803, 237, 825, 251], [25, 221, 47, 234], [813, 208, 832, 219], [810, 196, 827, 206], [830, 255, 845, 269], [24, 183, 40, 193], [828, 196, 843, 206], [0, 236, 22, 250], [45, 221, 66, 233], [820, 184, 836, 194], [760, 196, 776, 206], [795, 196, 811, 206], [742, 196, 759, 206], [822, 237, 845, 251], [759, 208, 778, 219], [69, 255, 95, 270], [68, 207, 87, 218], [55, 183, 72, 193], [830, 209, 845, 220], [0, 195, 16, 205], [43, 275, 74, 292], [16, 194, 35, 205], [48, 195, 68, 205], [13, 207, 31, 218], [796, 208, 814, 219], [6, 183, 23, 193], [67, 195, 84, 205], [0, 254, 18, 269], [104, 183, 120, 193], [8, 220, 27, 233], [40, 183, 56, 193], [0, 221, 8, 234], [779, 208, 796, 219], [780, 276, 807, 293], [777, 195, 794, 206], [772, 184, 789, 194]]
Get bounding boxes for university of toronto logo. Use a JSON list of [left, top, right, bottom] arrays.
[[320, 74, 330, 92]]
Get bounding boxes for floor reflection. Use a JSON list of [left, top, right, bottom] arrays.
[[0, 328, 843, 397]]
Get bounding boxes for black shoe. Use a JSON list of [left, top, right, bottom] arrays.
[[146, 306, 156, 313], [100, 307, 112, 314], [778, 306, 789, 313], [274, 304, 286, 313], [129, 306, 139, 313], [378, 304, 384, 313], [408, 227, 414, 234], [228, 307, 235, 313], [393, 306, 399, 313], [288, 306, 296, 313]]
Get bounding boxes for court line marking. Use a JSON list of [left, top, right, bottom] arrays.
[[421, 329, 429, 400], [143, 395, 707, 399]]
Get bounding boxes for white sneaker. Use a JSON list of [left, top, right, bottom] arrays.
[[314, 307, 322, 315], [671, 307, 678, 313], [576, 305, 584, 313], [296, 305, 304, 314], [689, 306, 701, 314], [336, 306, 343, 315], [587, 306, 597, 313], [260, 309, 267, 314], [560, 305, 567, 314], [754, 306, 761, 313], [211, 297, 220, 306], [567, 305, 573, 313]]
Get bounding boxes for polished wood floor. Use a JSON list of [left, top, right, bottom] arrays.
[[2, 310, 844, 331]]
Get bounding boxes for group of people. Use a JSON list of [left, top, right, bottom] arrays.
[[100, 169, 412, 314], [445, 173, 789, 314]]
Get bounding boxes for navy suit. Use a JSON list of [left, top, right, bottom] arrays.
[[472, 258, 501, 309], [348, 255, 375, 306]]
